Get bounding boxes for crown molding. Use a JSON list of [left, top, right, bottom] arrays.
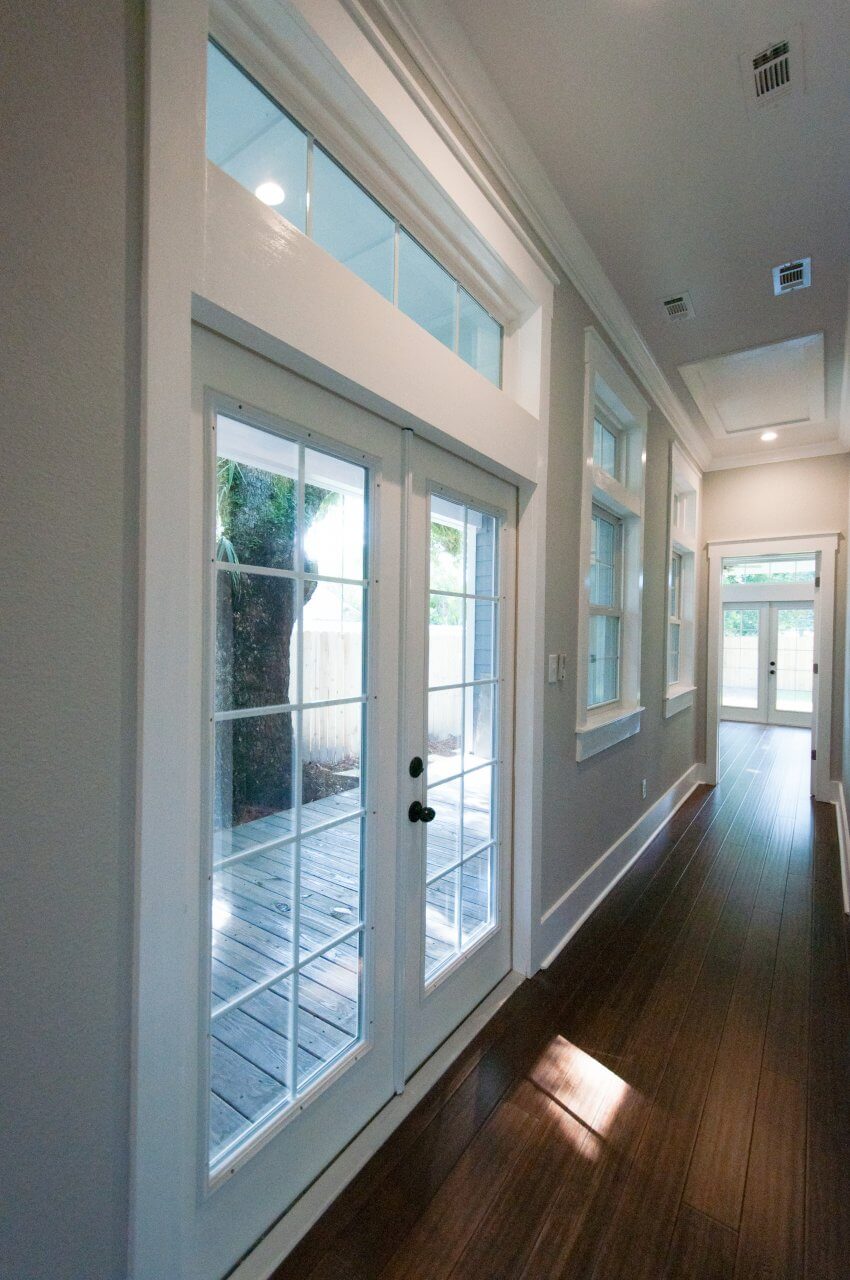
[[344, 0, 712, 471], [704, 438, 849, 472]]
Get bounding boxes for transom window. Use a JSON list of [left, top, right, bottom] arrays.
[[588, 507, 622, 708], [593, 415, 620, 479], [205, 40, 503, 386], [722, 555, 816, 585]]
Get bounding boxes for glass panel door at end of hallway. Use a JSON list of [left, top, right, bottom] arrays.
[[403, 436, 516, 1079]]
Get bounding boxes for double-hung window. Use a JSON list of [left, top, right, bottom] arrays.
[[664, 444, 701, 717], [588, 507, 622, 707], [576, 330, 648, 760]]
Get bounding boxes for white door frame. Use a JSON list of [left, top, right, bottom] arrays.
[[705, 533, 839, 801]]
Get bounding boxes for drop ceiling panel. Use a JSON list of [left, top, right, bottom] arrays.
[[678, 333, 825, 439]]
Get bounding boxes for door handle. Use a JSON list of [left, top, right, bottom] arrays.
[[408, 800, 436, 824]]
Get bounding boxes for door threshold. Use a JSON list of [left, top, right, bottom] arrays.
[[227, 970, 525, 1280]]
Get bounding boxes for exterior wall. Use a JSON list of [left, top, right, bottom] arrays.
[[0, 3, 143, 1278], [539, 279, 698, 918], [699, 454, 850, 780]]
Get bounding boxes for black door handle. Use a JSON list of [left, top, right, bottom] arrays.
[[408, 800, 436, 824]]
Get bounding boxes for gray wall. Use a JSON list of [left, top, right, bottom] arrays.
[[0, 3, 143, 1277], [540, 282, 698, 913], [699, 454, 850, 781]]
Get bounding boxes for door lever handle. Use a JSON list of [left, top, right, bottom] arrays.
[[408, 800, 436, 824]]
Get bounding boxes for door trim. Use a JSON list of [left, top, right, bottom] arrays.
[[705, 533, 838, 800]]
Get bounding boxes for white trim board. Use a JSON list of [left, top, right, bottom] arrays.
[[226, 970, 524, 1280], [830, 782, 850, 916], [538, 764, 703, 969]]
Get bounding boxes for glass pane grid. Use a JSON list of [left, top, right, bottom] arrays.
[[210, 416, 368, 1167], [722, 607, 760, 708], [206, 40, 503, 385], [722, 556, 816, 585], [775, 607, 814, 713], [424, 498, 499, 985]]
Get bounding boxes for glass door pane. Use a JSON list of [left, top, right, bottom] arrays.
[[210, 415, 369, 1169], [424, 497, 498, 984], [722, 606, 762, 711], [773, 605, 814, 719]]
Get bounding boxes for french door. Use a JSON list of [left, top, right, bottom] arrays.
[[721, 601, 814, 728], [160, 328, 516, 1280], [402, 436, 516, 1076]]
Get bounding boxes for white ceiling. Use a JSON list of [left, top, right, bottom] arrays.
[[432, 0, 850, 468]]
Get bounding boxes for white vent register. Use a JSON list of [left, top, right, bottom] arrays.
[[773, 258, 811, 296]]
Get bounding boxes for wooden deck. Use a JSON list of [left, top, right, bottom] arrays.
[[269, 722, 850, 1280], [210, 776, 493, 1160]]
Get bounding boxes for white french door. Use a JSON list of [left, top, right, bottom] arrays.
[[402, 435, 516, 1077], [721, 601, 814, 729], [145, 329, 518, 1280]]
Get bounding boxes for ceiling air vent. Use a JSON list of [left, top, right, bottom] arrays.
[[662, 292, 694, 321], [772, 257, 811, 296], [752, 40, 791, 100]]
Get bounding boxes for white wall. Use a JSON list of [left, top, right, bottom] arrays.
[[0, 3, 142, 1277]]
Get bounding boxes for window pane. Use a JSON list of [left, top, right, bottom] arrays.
[[590, 511, 618, 607], [593, 419, 618, 478], [430, 495, 465, 593], [216, 417, 299, 572], [668, 621, 681, 685], [311, 147, 395, 301], [426, 775, 462, 877], [206, 42, 308, 232], [425, 868, 460, 981], [300, 702, 362, 830], [398, 231, 457, 349], [296, 939, 361, 1089], [216, 570, 297, 712], [588, 614, 620, 707], [670, 552, 682, 620], [458, 289, 501, 386], [210, 974, 294, 1163], [428, 687, 463, 781], [722, 608, 760, 708], [304, 449, 366, 581], [775, 607, 814, 713], [461, 847, 493, 945], [215, 713, 296, 852]]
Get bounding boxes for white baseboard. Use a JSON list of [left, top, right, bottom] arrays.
[[830, 780, 850, 915], [537, 763, 703, 970], [228, 970, 523, 1280]]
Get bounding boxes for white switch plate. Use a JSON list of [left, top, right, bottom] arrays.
[[557, 653, 567, 681], [547, 654, 558, 684]]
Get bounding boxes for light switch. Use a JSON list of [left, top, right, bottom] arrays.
[[557, 653, 567, 681], [547, 654, 558, 684]]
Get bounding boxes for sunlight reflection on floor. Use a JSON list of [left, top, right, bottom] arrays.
[[528, 1034, 636, 1159]]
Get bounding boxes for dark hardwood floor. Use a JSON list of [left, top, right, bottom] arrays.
[[269, 723, 850, 1280]]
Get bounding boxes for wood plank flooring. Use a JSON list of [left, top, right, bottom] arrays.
[[268, 723, 850, 1280]]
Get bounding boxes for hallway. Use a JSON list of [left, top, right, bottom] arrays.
[[276, 722, 850, 1280]]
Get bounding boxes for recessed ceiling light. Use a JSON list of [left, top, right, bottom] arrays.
[[761, 431, 778, 442], [255, 181, 285, 206]]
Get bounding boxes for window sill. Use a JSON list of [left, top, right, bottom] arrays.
[[576, 704, 644, 761], [664, 684, 696, 719]]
